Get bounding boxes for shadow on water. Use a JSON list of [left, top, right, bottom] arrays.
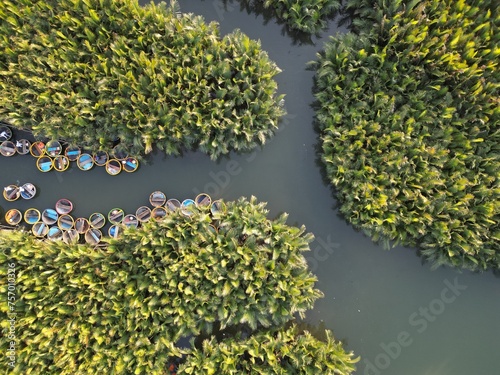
[[202, 0, 345, 45]]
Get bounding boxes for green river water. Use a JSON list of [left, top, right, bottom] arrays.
[[1, 1, 498, 374]]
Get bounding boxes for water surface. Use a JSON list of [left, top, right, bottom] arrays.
[[1, 1, 498, 374]]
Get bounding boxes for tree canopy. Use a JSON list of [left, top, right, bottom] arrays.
[[313, 0, 499, 270], [0, 0, 285, 159], [180, 324, 358, 374], [241, 0, 342, 34], [0, 197, 358, 374]]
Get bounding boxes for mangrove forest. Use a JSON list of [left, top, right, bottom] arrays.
[[0, 0, 285, 159], [0, 196, 357, 374], [313, 0, 499, 270]]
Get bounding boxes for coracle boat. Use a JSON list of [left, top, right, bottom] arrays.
[[94, 151, 108, 166], [64, 145, 81, 161], [166, 198, 181, 212], [181, 199, 196, 217], [47, 226, 64, 241], [0, 124, 12, 141], [36, 156, 53, 172], [149, 191, 166, 207], [123, 214, 139, 228], [195, 193, 212, 209], [0, 141, 16, 156], [75, 217, 90, 234], [3, 185, 20, 201], [32, 222, 49, 237], [45, 140, 62, 157], [15, 139, 31, 155], [55, 198, 73, 215], [30, 141, 45, 157], [57, 214, 75, 230], [105, 159, 121, 175], [77, 153, 94, 171], [122, 157, 139, 172], [85, 228, 102, 245], [20, 183, 36, 200], [135, 206, 151, 222], [63, 229, 80, 244], [53, 155, 70, 171], [5, 209, 22, 225], [89, 212, 106, 229], [108, 208, 124, 224], [24, 208, 41, 225], [151, 207, 167, 221], [41, 208, 58, 225]]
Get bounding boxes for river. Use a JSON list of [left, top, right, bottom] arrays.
[[1, 1, 499, 374]]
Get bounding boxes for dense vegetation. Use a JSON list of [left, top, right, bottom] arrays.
[[180, 324, 358, 374], [0, 197, 357, 374], [241, 0, 341, 34], [0, 0, 285, 159], [313, 0, 499, 270]]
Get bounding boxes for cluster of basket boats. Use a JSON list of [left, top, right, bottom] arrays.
[[3, 183, 37, 201], [0, 123, 138, 174], [3, 192, 224, 246]]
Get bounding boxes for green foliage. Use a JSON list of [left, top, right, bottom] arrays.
[[0, 196, 325, 374], [313, 0, 500, 270], [179, 324, 359, 374], [244, 0, 342, 34], [0, 0, 285, 159]]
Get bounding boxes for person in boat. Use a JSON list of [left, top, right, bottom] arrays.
[[16, 140, 23, 147], [0, 131, 8, 139]]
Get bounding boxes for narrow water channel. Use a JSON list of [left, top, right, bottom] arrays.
[[1, 1, 499, 374]]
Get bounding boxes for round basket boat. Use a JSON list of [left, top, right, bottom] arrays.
[[45, 140, 62, 157], [32, 222, 49, 237], [0, 124, 12, 141], [15, 139, 31, 155], [36, 156, 53, 172], [122, 157, 139, 172], [165, 198, 181, 212], [5, 209, 22, 225], [85, 228, 102, 245], [108, 224, 121, 239], [93, 150, 108, 166], [57, 214, 75, 230], [24, 208, 41, 225], [151, 207, 167, 221], [3, 185, 20, 201], [89, 212, 106, 229], [30, 141, 46, 157], [135, 206, 151, 222], [56, 198, 73, 214], [75, 217, 90, 234], [181, 199, 196, 217], [65, 145, 81, 161], [41, 208, 59, 225], [210, 200, 227, 215], [105, 159, 122, 175], [63, 229, 80, 245], [0, 141, 16, 157], [77, 153, 94, 171], [195, 193, 212, 209], [53, 155, 70, 172], [108, 208, 124, 224], [47, 226, 64, 241], [123, 214, 139, 228], [149, 191, 166, 207], [111, 145, 128, 161], [20, 183, 36, 200]]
